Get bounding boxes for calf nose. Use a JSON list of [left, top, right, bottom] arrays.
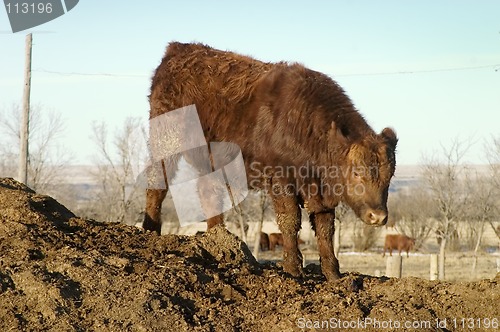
[[366, 209, 387, 226]]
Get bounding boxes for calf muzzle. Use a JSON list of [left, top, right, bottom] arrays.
[[364, 209, 388, 226]]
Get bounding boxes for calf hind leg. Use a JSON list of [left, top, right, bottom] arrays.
[[197, 175, 225, 230], [270, 182, 303, 278]]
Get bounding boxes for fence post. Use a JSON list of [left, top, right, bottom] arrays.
[[430, 254, 438, 280], [385, 255, 402, 278]]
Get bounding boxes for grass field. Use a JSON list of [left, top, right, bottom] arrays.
[[337, 252, 499, 281], [258, 250, 499, 282]]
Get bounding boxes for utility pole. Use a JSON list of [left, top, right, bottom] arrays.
[[18, 33, 32, 185]]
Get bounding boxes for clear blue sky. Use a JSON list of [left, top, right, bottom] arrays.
[[1, 1, 499, 165]]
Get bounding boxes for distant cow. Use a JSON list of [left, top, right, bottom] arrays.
[[269, 233, 283, 251], [269, 233, 305, 251], [144, 42, 398, 281], [260, 232, 270, 251], [383, 234, 415, 257]]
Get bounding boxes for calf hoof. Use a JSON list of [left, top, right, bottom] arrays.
[[143, 224, 161, 235], [283, 263, 304, 279], [322, 267, 341, 282], [282, 252, 304, 278], [324, 271, 342, 282]]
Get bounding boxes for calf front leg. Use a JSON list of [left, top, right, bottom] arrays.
[[144, 188, 168, 235], [270, 182, 303, 278], [311, 211, 341, 281], [143, 160, 170, 235]]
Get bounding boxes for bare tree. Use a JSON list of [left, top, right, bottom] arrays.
[[465, 173, 496, 273], [224, 188, 275, 246], [352, 223, 382, 252], [0, 148, 17, 179], [388, 185, 438, 250], [86, 117, 148, 224], [344, 207, 381, 252], [333, 203, 352, 255], [251, 190, 272, 259], [485, 136, 500, 243], [0, 104, 69, 193], [421, 138, 472, 280], [486, 135, 500, 185]]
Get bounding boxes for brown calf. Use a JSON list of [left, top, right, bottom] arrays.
[[260, 232, 270, 251], [383, 234, 415, 257], [269, 233, 305, 251], [144, 42, 397, 281]]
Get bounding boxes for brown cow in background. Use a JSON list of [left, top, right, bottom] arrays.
[[269, 233, 305, 251], [383, 234, 415, 257], [269, 233, 283, 251], [144, 42, 398, 281], [260, 232, 270, 251]]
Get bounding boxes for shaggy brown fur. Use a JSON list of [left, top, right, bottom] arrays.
[[144, 42, 398, 281]]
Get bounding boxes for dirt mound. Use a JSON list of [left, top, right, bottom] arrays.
[[0, 178, 498, 331]]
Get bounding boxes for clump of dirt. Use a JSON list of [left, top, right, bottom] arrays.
[[0, 177, 498, 331]]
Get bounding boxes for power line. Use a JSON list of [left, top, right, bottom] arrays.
[[334, 63, 500, 77], [33, 68, 149, 78], [32, 62, 500, 79]]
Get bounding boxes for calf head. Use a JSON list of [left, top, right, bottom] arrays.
[[330, 123, 398, 226]]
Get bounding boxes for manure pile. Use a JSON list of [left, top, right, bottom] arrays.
[[0, 178, 498, 331]]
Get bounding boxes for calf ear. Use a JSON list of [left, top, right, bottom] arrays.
[[329, 121, 348, 146], [381, 127, 398, 149]]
